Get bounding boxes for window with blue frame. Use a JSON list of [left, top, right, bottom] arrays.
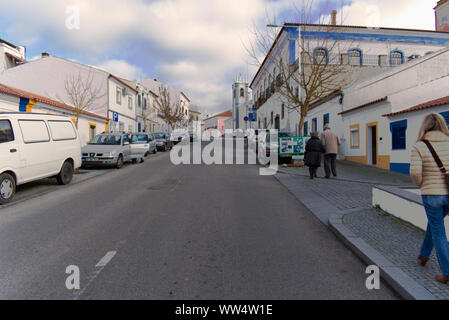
[[312, 118, 317, 132], [390, 120, 407, 150], [440, 111, 449, 127], [304, 121, 308, 136], [323, 113, 329, 129]]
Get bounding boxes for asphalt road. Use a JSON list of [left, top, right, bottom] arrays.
[[0, 141, 398, 299]]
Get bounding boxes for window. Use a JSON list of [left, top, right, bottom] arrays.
[[390, 120, 407, 150], [138, 94, 142, 107], [350, 124, 359, 149], [391, 50, 404, 66], [312, 118, 317, 132], [295, 87, 299, 98], [48, 120, 77, 141], [314, 47, 328, 64], [240, 88, 244, 97], [323, 113, 329, 129], [348, 49, 362, 65], [0, 120, 14, 143], [281, 104, 285, 119], [270, 112, 273, 126], [18, 120, 50, 143], [116, 87, 122, 105], [128, 124, 133, 133], [89, 124, 96, 142], [128, 96, 133, 110], [303, 121, 308, 136], [289, 39, 296, 65], [119, 122, 125, 132], [440, 111, 449, 126], [143, 97, 147, 110]]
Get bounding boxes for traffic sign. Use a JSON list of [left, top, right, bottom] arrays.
[[244, 116, 249, 122], [113, 112, 119, 122]]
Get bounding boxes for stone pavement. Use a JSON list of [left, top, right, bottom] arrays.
[[276, 161, 449, 300]]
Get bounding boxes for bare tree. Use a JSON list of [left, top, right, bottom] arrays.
[[60, 71, 105, 128], [245, 0, 355, 134], [155, 85, 184, 131]]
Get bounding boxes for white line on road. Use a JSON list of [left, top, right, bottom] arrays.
[[95, 251, 116, 268]]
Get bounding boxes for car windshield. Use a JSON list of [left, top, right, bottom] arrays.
[[154, 133, 166, 139], [131, 134, 148, 144], [90, 135, 121, 145]]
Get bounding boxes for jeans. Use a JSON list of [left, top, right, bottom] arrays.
[[324, 154, 337, 178], [420, 195, 449, 276]]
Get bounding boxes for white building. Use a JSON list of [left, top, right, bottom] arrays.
[[0, 38, 25, 72], [203, 110, 232, 135], [250, 19, 449, 135], [0, 82, 108, 146], [140, 78, 191, 133], [302, 47, 449, 174], [0, 54, 139, 135], [435, 0, 449, 32]]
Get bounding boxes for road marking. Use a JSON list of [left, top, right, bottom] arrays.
[[95, 251, 116, 268]]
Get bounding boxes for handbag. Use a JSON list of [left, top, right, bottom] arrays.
[[422, 139, 449, 190]]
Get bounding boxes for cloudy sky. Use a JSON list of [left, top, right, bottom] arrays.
[[0, 0, 437, 114]]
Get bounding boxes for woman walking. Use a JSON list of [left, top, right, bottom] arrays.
[[411, 113, 449, 284], [304, 131, 325, 179]]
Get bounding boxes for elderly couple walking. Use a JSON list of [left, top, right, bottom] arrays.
[[304, 124, 341, 179]]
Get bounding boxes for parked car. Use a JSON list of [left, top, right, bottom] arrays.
[[0, 112, 82, 204], [171, 129, 189, 144], [130, 133, 157, 157], [153, 132, 173, 151], [81, 133, 132, 169]]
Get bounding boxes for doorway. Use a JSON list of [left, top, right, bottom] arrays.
[[275, 116, 280, 130], [366, 123, 377, 165]]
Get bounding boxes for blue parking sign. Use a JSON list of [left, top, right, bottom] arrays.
[[113, 112, 118, 122]]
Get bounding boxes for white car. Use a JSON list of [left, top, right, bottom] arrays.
[[0, 112, 82, 204]]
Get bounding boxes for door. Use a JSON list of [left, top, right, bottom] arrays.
[[371, 126, 377, 165], [367, 124, 377, 165], [275, 116, 280, 130], [18, 119, 54, 182], [0, 119, 21, 179]]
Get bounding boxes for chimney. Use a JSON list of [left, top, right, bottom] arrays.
[[331, 10, 337, 25], [41, 52, 49, 58]]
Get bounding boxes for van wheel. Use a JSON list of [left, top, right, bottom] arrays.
[[0, 173, 16, 204], [56, 161, 74, 185], [116, 155, 124, 169]]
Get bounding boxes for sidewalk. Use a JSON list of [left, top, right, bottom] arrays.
[[276, 161, 449, 300]]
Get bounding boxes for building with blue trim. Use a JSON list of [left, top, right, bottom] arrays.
[[250, 17, 449, 137]]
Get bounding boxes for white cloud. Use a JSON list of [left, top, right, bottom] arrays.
[[96, 59, 147, 80]]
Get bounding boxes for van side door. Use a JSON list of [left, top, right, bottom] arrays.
[[18, 119, 54, 182], [0, 119, 21, 181]]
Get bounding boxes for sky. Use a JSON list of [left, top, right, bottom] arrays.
[[0, 0, 437, 115]]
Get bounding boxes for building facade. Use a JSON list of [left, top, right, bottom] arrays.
[[232, 75, 252, 130], [0, 39, 25, 73], [250, 20, 449, 136], [0, 83, 108, 146]]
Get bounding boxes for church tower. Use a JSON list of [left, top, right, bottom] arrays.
[[232, 74, 250, 130]]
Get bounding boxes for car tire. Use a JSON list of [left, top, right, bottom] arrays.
[[116, 155, 124, 169], [144, 151, 149, 157], [131, 159, 137, 164], [0, 172, 16, 204], [56, 161, 74, 185], [153, 148, 157, 154], [164, 144, 168, 152]]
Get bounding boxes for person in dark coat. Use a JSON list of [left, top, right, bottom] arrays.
[[304, 131, 325, 179]]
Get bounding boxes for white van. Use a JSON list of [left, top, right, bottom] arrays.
[[0, 112, 82, 204]]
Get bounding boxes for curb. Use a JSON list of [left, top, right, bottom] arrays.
[[277, 168, 414, 187], [329, 211, 437, 300]]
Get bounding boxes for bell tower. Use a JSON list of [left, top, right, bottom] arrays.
[[232, 74, 249, 130]]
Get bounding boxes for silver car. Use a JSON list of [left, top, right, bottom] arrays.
[[130, 133, 157, 162], [81, 133, 132, 169]]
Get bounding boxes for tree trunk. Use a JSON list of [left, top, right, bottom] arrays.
[[298, 114, 305, 136]]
